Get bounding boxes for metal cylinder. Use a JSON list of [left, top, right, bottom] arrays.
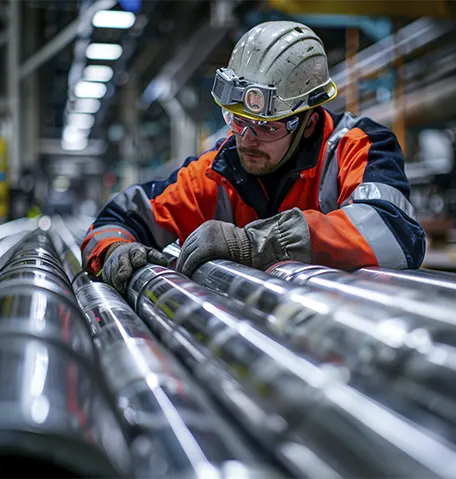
[[127, 264, 456, 478], [0, 229, 132, 477], [355, 267, 456, 296], [267, 261, 456, 328], [193, 259, 456, 414], [0, 335, 131, 478], [75, 280, 271, 478], [48, 216, 85, 283]]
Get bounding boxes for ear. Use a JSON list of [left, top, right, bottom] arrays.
[[303, 111, 319, 138]]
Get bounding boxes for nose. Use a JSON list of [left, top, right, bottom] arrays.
[[240, 126, 260, 146]]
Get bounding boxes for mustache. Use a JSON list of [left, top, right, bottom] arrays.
[[238, 146, 270, 160]]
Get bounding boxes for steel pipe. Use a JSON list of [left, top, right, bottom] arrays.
[[193, 259, 456, 411], [164, 247, 456, 398], [51, 221, 273, 478], [355, 267, 456, 295], [126, 263, 456, 478], [75, 279, 271, 478], [0, 230, 132, 477], [48, 215, 85, 283], [267, 261, 456, 328]]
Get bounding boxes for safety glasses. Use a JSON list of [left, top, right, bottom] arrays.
[[222, 109, 300, 143]]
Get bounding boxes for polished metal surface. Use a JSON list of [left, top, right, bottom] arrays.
[[48, 216, 85, 282], [0, 268, 78, 306], [0, 228, 132, 477], [75, 280, 269, 478], [268, 261, 456, 328], [0, 335, 131, 477], [2, 256, 71, 284], [2, 220, 456, 478], [0, 287, 95, 363], [127, 264, 456, 477], [356, 267, 456, 294], [193, 260, 456, 412]]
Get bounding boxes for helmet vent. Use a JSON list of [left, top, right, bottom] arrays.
[[294, 26, 303, 33]]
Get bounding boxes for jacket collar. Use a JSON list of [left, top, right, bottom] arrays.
[[206, 108, 337, 217]]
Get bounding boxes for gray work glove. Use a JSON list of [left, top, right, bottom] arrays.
[[176, 208, 311, 278], [102, 242, 167, 294]]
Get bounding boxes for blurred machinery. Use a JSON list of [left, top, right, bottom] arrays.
[[1, 216, 456, 477]]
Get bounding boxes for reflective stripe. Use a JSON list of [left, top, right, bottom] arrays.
[[114, 185, 177, 247], [213, 184, 234, 222], [82, 225, 134, 267], [342, 182, 416, 220], [319, 112, 359, 213], [342, 203, 408, 269]]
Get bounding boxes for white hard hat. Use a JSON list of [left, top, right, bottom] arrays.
[[212, 21, 337, 120]]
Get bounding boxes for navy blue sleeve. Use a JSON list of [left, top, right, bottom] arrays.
[[355, 117, 426, 268]]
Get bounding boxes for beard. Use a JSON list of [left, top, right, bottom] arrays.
[[238, 146, 275, 175]]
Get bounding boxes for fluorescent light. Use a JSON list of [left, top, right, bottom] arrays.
[[62, 126, 89, 143], [92, 10, 136, 29], [61, 138, 88, 151], [86, 43, 122, 60], [73, 98, 101, 114], [67, 113, 95, 129], [75, 81, 107, 99], [83, 65, 114, 82]]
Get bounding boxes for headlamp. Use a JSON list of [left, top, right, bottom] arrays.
[[212, 68, 275, 117], [212, 67, 337, 121]]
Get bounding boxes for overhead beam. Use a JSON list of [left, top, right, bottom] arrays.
[[140, 1, 240, 106], [268, 0, 456, 18], [331, 18, 454, 93], [20, 0, 115, 80]]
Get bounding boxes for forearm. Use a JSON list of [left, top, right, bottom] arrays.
[[81, 184, 176, 275], [304, 201, 426, 270]]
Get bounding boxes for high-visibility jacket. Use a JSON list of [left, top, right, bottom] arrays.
[[82, 108, 426, 275]]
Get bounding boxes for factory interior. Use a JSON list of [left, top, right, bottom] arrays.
[[1, 0, 456, 477]]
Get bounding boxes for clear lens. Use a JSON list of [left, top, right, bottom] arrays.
[[222, 108, 297, 143]]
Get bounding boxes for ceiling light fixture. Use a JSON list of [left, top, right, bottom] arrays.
[[66, 113, 95, 129], [83, 65, 114, 82], [73, 98, 101, 114], [75, 81, 107, 99], [61, 137, 89, 151], [62, 126, 89, 144], [86, 43, 123, 61], [92, 10, 136, 29]]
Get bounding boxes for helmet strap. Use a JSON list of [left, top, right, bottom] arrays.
[[265, 109, 313, 173]]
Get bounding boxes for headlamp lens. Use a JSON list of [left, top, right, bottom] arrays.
[[222, 109, 299, 142]]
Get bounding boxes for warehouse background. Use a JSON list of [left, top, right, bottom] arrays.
[[1, 0, 456, 269]]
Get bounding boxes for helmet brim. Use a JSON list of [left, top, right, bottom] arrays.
[[213, 81, 338, 121]]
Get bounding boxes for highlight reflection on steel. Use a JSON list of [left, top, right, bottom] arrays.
[[355, 267, 456, 295], [75, 279, 269, 478], [0, 229, 132, 477], [267, 261, 456, 327], [128, 263, 456, 478], [193, 259, 456, 414]]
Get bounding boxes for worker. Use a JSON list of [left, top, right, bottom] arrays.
[[81, 21, 426, 294]]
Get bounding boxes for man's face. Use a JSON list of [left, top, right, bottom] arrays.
[[235, 126, 295, 175]]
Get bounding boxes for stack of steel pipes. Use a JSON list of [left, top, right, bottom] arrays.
[[2, 216, 456, 478], [0, 222, 131, 478], [50, 218, 277, 479], [155, 245, 456, 476]]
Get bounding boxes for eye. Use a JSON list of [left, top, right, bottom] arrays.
[[269, 126, 278, 133]]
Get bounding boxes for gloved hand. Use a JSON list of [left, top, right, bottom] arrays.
[[102, 242, 167, 294], [176, 221, 251, 278], [176, 208, 311, 277]]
